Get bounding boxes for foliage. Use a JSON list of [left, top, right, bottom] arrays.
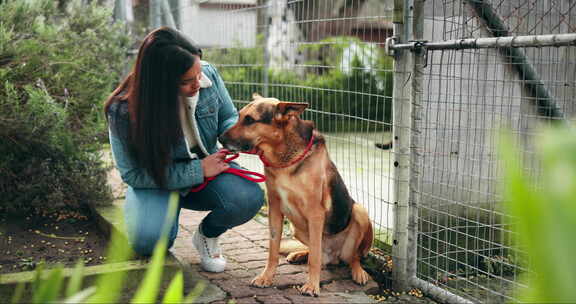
[[9, 193, 204, 304], [0, 0, 132, 214], [205, 36, 393, 132], [500, 125, 576, 302]]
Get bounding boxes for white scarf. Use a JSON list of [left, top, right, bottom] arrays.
[[179, 72, 213, 159]]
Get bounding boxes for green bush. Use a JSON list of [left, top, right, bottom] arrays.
[[0, 0, 132, 215], [206, 36, 393, 133]]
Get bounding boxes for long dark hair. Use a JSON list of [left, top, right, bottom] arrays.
[[105, 27, 202, 188]]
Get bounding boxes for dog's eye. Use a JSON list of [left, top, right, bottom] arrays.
[[244, 115, 255, 125]]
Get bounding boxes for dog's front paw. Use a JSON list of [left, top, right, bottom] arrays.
[[250, 273, 274, 288], [298, 281, 320, 297]]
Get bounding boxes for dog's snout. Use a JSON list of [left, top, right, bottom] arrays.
[[219, 132, 253, 153]]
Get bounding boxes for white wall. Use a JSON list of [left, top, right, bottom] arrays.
[[180, 3, 257, 48]]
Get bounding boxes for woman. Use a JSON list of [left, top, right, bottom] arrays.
[[104, 27, 264, 273]]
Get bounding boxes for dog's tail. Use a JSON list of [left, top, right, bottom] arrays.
[[374, 141, 393, 150]]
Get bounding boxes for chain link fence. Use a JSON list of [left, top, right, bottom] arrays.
[[137, 0, 576, 302]]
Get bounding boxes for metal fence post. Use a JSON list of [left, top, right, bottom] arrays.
[[161, 0, 177, 29], [262, 0, 272, 97], [391, 0, 426, 293], [114, 0, 133, 24], [113, 0, 134, 79], [407, 0, 424, 284], [149, 0, 162, 29], [169, 0, 181, 29], [391, 0, 414, 292]]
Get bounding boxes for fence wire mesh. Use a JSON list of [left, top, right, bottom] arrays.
[[143, 0, 576, 302], [409, 0, 576, 303], [170, 0, 397, 249]]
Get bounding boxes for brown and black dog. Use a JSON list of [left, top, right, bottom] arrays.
[[220, 94, 373, 296]]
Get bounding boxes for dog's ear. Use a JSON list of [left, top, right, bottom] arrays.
[[275, 102, 308, 120], [252, 93, 263, 100]]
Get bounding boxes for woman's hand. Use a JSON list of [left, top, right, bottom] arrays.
[[201, 150, 230, 178]]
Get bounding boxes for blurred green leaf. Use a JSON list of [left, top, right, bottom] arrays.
[[30, 262, 44, 295], [501, 126, 576, 302], [9, 282, 25, 304], [65, 260, 85, 298], [32, 264, 64, 303], [63, 287, 96, 304], [161, 272, 184, 304], [183, 280, 205, 304], [87, 216, 134, 303], [130, 237, 169, 303], [131, 192, 179, 303]]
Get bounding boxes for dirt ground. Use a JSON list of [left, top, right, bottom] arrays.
[[0, 207, 109, 275]]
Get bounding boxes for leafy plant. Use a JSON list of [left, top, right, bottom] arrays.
[[500, 125, 576, 302], [0, 0, 132, 214]]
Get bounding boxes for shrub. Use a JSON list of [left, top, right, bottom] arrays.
[[206, 36, 393, 133], [0, 0, 132, 215]]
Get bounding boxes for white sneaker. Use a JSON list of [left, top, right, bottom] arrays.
[[192, 227, 227, 273]]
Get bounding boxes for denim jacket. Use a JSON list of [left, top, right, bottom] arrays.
[[107, 62, 238, 193]]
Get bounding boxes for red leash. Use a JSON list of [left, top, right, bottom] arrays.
[[190, 151, 266, 192], [190, 134, 314, 192]]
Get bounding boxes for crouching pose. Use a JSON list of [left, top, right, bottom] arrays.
[[105, 27, 264, 273]]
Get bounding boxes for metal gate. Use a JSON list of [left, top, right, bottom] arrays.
[[389, 0, 576, 303]]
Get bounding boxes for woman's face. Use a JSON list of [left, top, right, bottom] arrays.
[[179, 57, 202, 97]]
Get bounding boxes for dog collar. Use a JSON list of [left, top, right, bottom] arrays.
[[259, 134, 315, 168]]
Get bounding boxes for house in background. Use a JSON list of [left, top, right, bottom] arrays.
[[126, 0, 391, 70], [125, 0, 258, 48], [177, 0, 258, 48], [267, 0, 393, 71]]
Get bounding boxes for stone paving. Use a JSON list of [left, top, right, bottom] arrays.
[[171, 210, 382, 304]]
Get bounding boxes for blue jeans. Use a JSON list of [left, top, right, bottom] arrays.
[[123, 163, 265, 256]]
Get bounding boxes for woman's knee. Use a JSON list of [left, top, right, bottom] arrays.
[[124, 187, 180, 255], [124, 188, 181, 256], [228, 183, 265, 221], [250, 187, 265, 213], [130, 228, 178, 256], [237, 179, 264, 204], [127, 210, 180, 256]]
